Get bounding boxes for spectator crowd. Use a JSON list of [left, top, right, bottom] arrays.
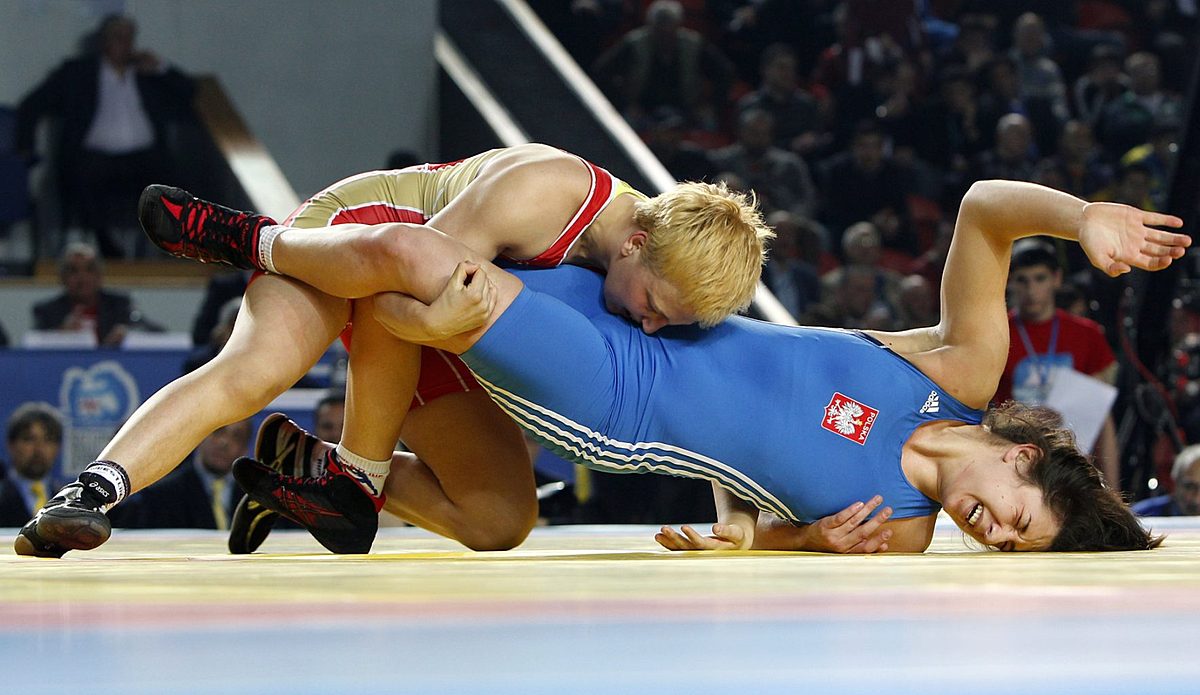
[[3, 2, 1199, 528]]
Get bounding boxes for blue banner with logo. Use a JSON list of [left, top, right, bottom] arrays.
[[1, 348, 343, 479], [0, 350, 188, 477]]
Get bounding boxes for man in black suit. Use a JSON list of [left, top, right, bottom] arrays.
[[0, 403, 69, 528], [15, 14, 195, 258], [125, 419, 251, 529], [32, 242, 157, 347]]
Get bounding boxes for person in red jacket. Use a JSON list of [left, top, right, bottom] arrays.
[[996, 239, 1121, 488]]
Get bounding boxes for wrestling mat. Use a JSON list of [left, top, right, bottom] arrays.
[[3, 515, 1197, 694]]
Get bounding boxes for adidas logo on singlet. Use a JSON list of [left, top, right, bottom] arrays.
[[919, 390, 940, 414]]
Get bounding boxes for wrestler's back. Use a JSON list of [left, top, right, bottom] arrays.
[[497, 267, 983, 523], [287, 148, 511, 225]]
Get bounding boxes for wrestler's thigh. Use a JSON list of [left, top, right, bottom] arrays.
[[220, 274, 349, 380], [400, 390, 537, 511]]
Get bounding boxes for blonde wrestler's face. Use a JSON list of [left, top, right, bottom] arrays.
[[603, 233, 696, 334], [941, 445, 1061, 551]]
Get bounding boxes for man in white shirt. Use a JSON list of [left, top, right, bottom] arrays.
[[15, 14, 195, 258]]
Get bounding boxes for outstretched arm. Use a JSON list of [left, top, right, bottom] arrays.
[[925, 181, 1188, 408], [656, 494, 895, 554]]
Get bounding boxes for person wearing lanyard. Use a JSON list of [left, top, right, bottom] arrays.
[[997, 239, 1121, 487]]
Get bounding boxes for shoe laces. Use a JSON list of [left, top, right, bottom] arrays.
[[275, 470, 333, 489], [274, 452, 339, 489], [181, 199, 255, 263]]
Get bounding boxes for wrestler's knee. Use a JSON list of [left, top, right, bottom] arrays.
[[354, 225, 413, 280], [457, 495, 537, 551]]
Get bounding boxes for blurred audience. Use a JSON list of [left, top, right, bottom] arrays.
[[1034, 119, 1113, 201], [1008, 12, 1069, 154], [1072, 43, 1129, 127], [895, 274, 939, 329], [32, 242, 159, 347], [820, 221, 904, 302], [819, 120, 915, 257], [190, 271, 250, 348], [1097, 51, 1183, 158], [915, 65, 988, 174], [643, 107, 714, 182], [1118, 118, 1180, 211], [183, 297, 239, 373], [313, 391, 346, 444], [804, 263, 897, 331], [761, 210, 825, 318], [15, 14, 195, 258], [737, 43, 828, 159], [123, 419, 251, 529], [592, 0, 735, 130], [0, 403, 69, 527], [711, 108, 817, 217], [1132, 444, 1200, 517], [970, 113, 1039, 185]]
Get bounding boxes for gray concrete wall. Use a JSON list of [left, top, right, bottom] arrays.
[[0, 0, 438, 199]]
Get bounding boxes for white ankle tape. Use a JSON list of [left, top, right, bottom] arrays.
[[258, 225, 286, 274]]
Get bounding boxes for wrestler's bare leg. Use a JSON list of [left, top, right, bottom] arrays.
[[337, 295, 420, 482], [384, 390, 537, 551], [102, 275, 348, 490], [269, 223, 489, 300]]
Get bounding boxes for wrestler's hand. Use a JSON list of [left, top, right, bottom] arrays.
[[1079, 202, 1188, 277], [796, 496, 893, 553], [422, 260, 497, 339], [655, 522, 750, 551]]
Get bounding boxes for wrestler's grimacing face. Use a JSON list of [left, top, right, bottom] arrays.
[[942, 448, 1060, 551]]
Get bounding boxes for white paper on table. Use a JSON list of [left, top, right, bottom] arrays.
[[1044, 368, 1118, 453]]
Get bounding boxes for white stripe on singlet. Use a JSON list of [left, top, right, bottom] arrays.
[[436, 350, 472, 390], [471, 373, 797, 521], [319, 201, 428, 226]]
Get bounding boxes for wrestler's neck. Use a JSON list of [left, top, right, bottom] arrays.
[[901, 421, 998, 502], [564, 195, 639, 271]]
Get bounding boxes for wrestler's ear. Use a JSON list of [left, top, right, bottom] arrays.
[[621, 230, 649, 256], [1002, 443, 1041, 472]]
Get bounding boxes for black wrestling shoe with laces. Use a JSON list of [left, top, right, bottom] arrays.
[[13, 483, 112, 558], [228, 414, 331, 554], [232, 455, 380, 555], [138, 184, 276, 269]]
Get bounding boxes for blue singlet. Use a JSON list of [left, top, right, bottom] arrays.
[[462, 266, 983, 523]]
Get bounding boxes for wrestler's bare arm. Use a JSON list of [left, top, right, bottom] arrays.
[[426, 145, 592, 259], [905, 181, 1187, 409], [270, 151, 591, 300], [863, 325, 943, 357]]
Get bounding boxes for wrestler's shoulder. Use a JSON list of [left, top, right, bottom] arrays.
[[479, 145, 592, 203]]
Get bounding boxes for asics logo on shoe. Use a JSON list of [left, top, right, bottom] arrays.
[[86, 480, 112, 501], [271, 489, 343, 526]]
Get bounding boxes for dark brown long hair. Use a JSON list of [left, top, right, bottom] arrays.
[[983, 401, 1164, 551]]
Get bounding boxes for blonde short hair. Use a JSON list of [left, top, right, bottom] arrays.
[[634, 181, 772, 327]]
